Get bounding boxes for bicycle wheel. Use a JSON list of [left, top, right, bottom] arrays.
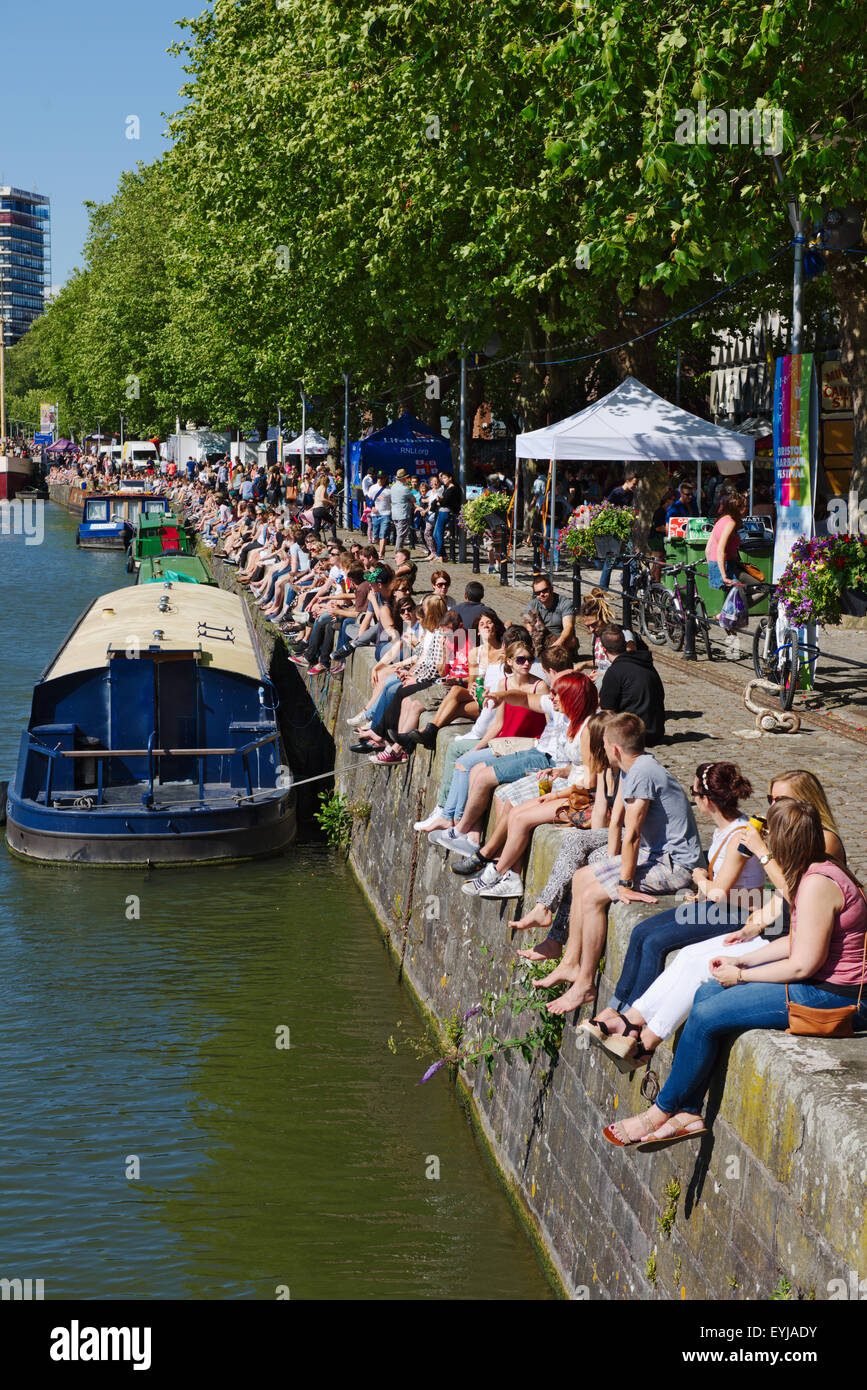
[[695, 599, 713, 661], [662, 589, 685, 651], [752, 617, 773, 680], [779, 629, 799, 711], [639, 583, 669, 646]]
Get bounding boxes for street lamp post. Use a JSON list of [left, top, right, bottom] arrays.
[[342, 371, 350, 528], [458, 347, 467, 561], [770, 155, 804, 355]]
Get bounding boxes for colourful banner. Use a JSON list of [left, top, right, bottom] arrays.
[[40, 402, 56, 433], [772, 354, 815, 581]]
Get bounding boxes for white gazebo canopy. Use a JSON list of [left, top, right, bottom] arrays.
[[515, 377, 755, 462], [284, 428, 329, 455], [513, 377, 755, 579]]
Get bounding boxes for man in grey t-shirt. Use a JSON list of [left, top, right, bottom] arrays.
[[534, 711, 700, 1017], [390, 468, 413, 554]]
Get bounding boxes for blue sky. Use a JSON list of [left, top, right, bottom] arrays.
[[2, 0, 193, 290]]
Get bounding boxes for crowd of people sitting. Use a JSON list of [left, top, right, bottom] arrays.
[[46, 448, 865, 1156], [319, 547, 865, 1154]]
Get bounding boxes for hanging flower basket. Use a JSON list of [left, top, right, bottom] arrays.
[[560, 502, 637, 563], [776, 535, 867, 626], [459, 491, 511, 537]]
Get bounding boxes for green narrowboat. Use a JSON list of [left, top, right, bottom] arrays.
[[126, 511, 192, 572], [138, 553, 216, 586]]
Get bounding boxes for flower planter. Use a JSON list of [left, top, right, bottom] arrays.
[[841, 588, 867, 618]]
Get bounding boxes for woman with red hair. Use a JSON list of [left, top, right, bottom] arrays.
[[454, 672, 600, 899]]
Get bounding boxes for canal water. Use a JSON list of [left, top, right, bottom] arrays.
[[0, 499, 554, 1300]]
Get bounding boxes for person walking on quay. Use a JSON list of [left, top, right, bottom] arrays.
[[370, 471, 392, 559], [432, 471, 462, 558], [599, 468, 639, 590], [390, 468, 414, 554]]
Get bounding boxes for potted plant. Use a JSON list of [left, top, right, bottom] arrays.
[[560, 501, 637, 562], [776, 534, 867, 626], [459, 491, 511, 537]]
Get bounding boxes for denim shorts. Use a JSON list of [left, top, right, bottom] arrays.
[[491, 749, 552, 785], [707, 560, 731, 590], [372, 514, 391, 540]]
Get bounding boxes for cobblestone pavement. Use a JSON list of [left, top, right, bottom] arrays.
[[340, 530, 866, 875]]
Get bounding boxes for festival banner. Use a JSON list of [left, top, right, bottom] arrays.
[[40, 402, 56, 433], [772, 354, 817, 581]]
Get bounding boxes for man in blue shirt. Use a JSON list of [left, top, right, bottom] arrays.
[[665, 481, 699, 525]]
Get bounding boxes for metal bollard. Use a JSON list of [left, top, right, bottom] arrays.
[[471, 537, 480, 574], [572, 560, 581, 613], [499, 557, 509, 587], [449, 521, 457, 564], [532, 535, 541, 571], [621, 555, 634, 634], [684, 565, 697, 660]]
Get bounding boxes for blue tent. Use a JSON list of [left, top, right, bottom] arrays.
[[350, 412, 451, 482]]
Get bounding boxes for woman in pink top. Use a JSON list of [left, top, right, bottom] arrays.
[[603, 797, 867, 1148], [705, 488, 751, 590]]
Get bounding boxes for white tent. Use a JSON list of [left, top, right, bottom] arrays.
[[284, 428, 329, 456], [513, 377, 755, 577]]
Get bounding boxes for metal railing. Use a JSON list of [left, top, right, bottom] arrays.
[[32, 730, 283, 810]]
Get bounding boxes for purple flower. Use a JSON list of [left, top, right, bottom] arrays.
[[463, 1004, 484, 1021], [418, 1059, 447, 1085]]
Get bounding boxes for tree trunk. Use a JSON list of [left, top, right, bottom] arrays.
[[829, 249, 867, 529]]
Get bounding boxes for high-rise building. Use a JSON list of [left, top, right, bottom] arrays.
[[0, 185, 51, 346]]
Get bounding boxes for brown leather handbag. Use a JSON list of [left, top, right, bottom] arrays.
[[785, 886, 867, 1038], [554, 784, 594, 829]]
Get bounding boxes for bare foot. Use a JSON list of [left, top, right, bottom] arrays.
[[508, 902, 553, 933], [516, 936, 563, 962], [531, 959, 579, 991], [605, 1106, 669, 1145], [424, 818, 454, 835], [547, 982, 596, 1015]]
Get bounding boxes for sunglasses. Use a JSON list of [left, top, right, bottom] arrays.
[[767, 793, 784, 804], [534, 586, 553, 596], [512, 655, 532, 666], [434, 581, 448, 588]]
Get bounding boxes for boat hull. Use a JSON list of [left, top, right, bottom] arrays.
[[5, 794, 295, 867]]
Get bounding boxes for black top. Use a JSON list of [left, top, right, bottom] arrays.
[[454, 600, 487, 630], [599, 649, 666, 745], [440, 483, 463, 513], [606, 485, 635, 509]]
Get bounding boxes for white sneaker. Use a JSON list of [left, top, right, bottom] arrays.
[[461, 862, 501, 896], [347, 711, 371, 727], [429, 828, 479, 857], [479, 870, 525, 899], [414, 807, 445, 832]]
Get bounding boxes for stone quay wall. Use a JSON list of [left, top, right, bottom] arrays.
[[178, 543, 867, 1301]]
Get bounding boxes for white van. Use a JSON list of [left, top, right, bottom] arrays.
[[122, 441, 160, 470]]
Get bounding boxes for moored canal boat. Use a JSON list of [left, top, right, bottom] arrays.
[[137, 554, 215, 585], [126, 510, 192, 572], [76, 492, 171, 549], [6, 584, 295, 866]]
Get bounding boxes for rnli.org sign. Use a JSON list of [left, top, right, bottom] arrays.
[[772, 355, 816, 582]]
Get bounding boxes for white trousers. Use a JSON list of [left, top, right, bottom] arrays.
[[635, 933, 766, 1041]]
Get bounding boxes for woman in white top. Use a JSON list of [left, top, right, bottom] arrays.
[[454, 672, 601, 896], [580, 761, 767, 1070]]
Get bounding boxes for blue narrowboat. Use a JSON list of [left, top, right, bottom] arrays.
[[76, 492, 170, 549], [6, 583, 296, 866]]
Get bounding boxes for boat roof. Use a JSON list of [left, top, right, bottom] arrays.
[[140, 554, 214, 583], [45, 584, 262, 683]]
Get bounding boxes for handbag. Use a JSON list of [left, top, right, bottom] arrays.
[[785, 884, 867, 1038], [489, 736, 537, 755], [553, 785, 593, 827]]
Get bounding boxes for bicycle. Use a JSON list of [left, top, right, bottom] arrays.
[[630, 554, 668, 647], [751, 583, 821, 711], [641, 561, 714, 659]]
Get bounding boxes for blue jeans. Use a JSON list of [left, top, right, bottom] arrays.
[[598, 553, 621, 591], [433, 510, 453, 557], [608, 904, 749, 1012], [656, 979, 867, 1115], [443, 747, 551, 822], [365, 673, 401, 725]]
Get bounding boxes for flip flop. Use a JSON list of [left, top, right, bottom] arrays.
[[637, 1119, 708, 1151], [602, 1116, 660, 1148]]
